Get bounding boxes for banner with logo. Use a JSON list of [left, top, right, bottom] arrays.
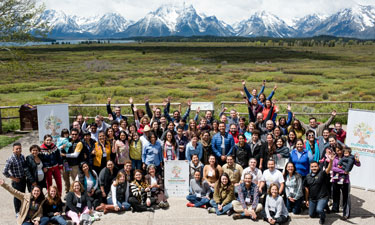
[[37, 104, 70, 143], [346, 109, 375, 190], [164, 160, 189, 197]]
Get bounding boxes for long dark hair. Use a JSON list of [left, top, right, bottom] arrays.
[[283, 161, 301, 180], [216, 173, 232, 192], [78, 162, 97, 191], [163, 130, 176, 146], [31, 185, 45, 203], [119, 130, 128, 144], [208, 154, 220, 180], [266, 133, 276, 158]]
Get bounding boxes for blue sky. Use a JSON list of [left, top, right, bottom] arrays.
[[40, 0, 375, 24]]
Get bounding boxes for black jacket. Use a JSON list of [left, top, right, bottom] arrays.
[[43, 199, 64, 217], [249, 140, 266, 169], [24, 154, 46, 187], [65, 191, 92, 213]]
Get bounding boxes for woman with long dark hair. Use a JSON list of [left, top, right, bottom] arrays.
[[162, 130, 178, 161], [113, 131, 130, 168], [76, 162, 101, 208], [0, 179, 48, 225], [208, 173, 235, 215], [286, 130, 297, 150], [203, 155, 223, 191], [40, 134, 63, 194], [200, 131, 212, 165]]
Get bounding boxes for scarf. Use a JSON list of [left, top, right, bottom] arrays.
[[163, 142, 176, 160], [306, 140, 320, 162]]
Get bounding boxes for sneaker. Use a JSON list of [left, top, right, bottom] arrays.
[[319, 218, 325, 224], [232, 213, 243, 220], [208, 207, 216, 214], [186, 202, 195, 207], [147, 207, 155, 212], [200, 205, 207, 209], [227, 209, 234, 216]]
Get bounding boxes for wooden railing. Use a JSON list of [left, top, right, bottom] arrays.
[[1, 101, 375, 133]]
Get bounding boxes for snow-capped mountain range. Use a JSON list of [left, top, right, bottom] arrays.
[[41, 4, 375, 39]]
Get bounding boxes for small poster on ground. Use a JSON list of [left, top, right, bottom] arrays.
[[164, 160, 190, 197]]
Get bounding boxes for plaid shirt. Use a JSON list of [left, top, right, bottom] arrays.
[[3, 153, 26, 179]]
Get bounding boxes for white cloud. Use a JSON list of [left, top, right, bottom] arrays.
[[40, 0, 375, 24]]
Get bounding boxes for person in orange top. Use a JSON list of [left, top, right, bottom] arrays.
[[92, 131, 112, 175]]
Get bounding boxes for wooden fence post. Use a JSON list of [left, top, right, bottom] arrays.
[[0, 108, 2, 134]]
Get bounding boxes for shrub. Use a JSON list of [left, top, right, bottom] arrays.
[[306, 89, 321, 96], [47, 89, 71, 97]]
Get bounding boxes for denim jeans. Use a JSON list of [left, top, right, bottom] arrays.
[[186, 194, 210, 207], [209, 199, 233, 215], [132, 159, 142, 170], [23, 217, 49, 225], [107, 198, 131, 210], [309, 197, 328, 221], [286, 197, 303, 214], [41, 215, 67, 225]]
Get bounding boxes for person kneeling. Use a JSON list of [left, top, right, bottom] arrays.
[[208, 173, 234, 215], [186, 171, 211, 208], [232, 173, 262, 220], [262, 183, 289, 225]]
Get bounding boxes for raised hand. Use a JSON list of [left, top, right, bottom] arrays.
[[107, 97, 111, 104], [152, 105, 157, 112], [108, 114, 113, 121], [167, 96, 172, 102], [287, 104, 291, 111], [262, 80, 266, 86], [129, 97, 133, 104], [196, 107, 200, 114], [187, 99, 192, 107], [354, 152, 360, 162], [84, 116, 89, 121], [242, 80, 246, 87], [332, 110, 337, 117], [273, 84, 277, 91], [240, 91, 245, 96], [144, 96, 149, 102]]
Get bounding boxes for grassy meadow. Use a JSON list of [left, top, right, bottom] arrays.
[[1, 42, 375, 131]]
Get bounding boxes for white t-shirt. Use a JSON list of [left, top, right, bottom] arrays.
[[241, 167, 263, 185], [150, 176, 157, 186], [262, 169, 285, 188]]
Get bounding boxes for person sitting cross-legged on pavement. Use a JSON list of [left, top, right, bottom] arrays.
[[232, 172, 263, 220], [187, 170, 211, 208]]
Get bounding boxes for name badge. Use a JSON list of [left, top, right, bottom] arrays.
[[76, 203, 82, 208], [196, 193, 201, 198], [103, 152, 107, 157], [208, 170, 213, 177], [153, 149, 159, 154], [37, 170, 44, 175], [245, 197, 251, 203]]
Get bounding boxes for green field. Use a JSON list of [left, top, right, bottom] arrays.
[[1, 42, 375, 128]]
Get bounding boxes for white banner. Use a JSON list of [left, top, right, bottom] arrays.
[[37, 104, 70, 143], [164, 160, 189, 197], [191, 102, 214, 111], [346, 109, 375, 190]]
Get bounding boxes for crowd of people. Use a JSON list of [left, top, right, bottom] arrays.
[[1, 80, 360, 225]]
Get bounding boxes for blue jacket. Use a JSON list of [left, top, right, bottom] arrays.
[[185, 142, 203, 161], [211, 132, 235, 158], [289, 149, 312, 177]]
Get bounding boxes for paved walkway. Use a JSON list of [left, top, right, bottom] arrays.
[[0, 131, 374, 225]]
